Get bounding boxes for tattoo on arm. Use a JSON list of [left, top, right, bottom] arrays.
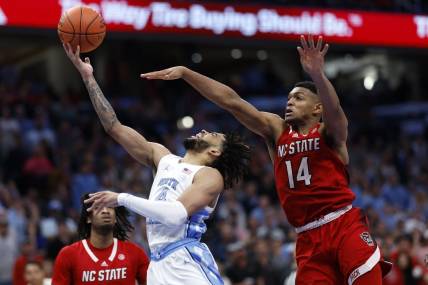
[[83, 77, 118, 132]]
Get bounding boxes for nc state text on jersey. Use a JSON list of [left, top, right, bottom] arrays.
[[277, 138, 320, 157], [82, 268, 127, 282]]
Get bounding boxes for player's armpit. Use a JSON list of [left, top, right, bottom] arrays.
[[177, 167, 224, 216], [108, 124, 170, 168]]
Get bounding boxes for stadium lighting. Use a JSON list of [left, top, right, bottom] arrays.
[[191, 53, 202, 63], [231, 49, 242, 59], [177, 116, 194, 130], [257, 50, 268, 60], [363, 67, 378, 90]]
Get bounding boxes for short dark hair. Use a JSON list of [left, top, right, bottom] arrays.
[[25, 260, 43, 270], [211, 132, 251, 189], [78, 193, 134, 241], [294, 81, 318, 95]]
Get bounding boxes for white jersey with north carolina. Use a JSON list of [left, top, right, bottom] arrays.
[[147, 154, 215, 251]]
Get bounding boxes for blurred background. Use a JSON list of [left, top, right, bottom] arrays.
[[0, 0, 428, 284]]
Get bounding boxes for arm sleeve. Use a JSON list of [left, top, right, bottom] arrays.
[[117, 193, 188, 226], [52, 247, 72, 285]]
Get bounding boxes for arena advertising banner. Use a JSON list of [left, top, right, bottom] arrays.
[[1, 0, 428, 48]]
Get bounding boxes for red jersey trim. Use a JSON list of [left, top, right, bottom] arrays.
[[81, 238, 118, 263]]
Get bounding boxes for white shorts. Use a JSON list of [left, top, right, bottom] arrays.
[[147, 247, 220, 285]]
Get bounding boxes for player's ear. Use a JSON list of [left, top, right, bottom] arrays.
[[313, 102, 322, 116], [208, 148, 221, 158]]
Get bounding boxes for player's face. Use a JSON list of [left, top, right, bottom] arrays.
[[184, 130, 226, 153], [24, 264, 45, 285], [285, 87, 321, 124], [88, 206, 117, 228]]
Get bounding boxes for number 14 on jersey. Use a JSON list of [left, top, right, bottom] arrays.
[[285, 157, 312, 188]]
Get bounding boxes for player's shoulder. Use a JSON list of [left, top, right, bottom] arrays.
[[57, 240, 81, 257], [197, 166, 223, 180], [260, 112, 287, 143]]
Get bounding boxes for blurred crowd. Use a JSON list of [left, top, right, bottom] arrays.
[[205, 0, 428, 14], [0, 54, 427, 285]]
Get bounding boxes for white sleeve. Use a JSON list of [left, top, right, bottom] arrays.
[[117, 193, 188, 226]]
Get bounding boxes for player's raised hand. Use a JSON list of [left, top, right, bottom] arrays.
[[140, 66, 187, 80], [84, 190, 119, 213], [63, 43, 93, 78], [297, 35, 329, 77]]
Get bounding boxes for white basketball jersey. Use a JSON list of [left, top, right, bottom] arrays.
[[147, 154, 216, 251]]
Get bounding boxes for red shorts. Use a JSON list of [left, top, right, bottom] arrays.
[[295, 207, 391, 285]]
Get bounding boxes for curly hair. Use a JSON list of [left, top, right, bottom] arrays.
[[210, 132, 251, 189], [78, 193, 134, 241]]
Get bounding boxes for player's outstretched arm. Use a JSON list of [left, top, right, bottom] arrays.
[[297, 35, 348, 144], [141, 67, 283, 141], [63, 43, 170, 168], [85, 168, 223, 225]]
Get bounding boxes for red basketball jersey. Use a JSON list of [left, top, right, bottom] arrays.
[[52, 238, 149, 285], [274, 123, 355, 227]]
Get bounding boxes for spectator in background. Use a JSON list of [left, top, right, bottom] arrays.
[[0, 210, 18, 285], [13, 241, 44, 285], [25, 111, 55, 150], [71, 160, 99, 210], [24, 261, 51, 285], [0, 107, 20, 158], [23, 143, 54, 196], [2, 133, 28, 187]]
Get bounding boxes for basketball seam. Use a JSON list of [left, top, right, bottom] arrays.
[[79, 6, 83, 49], [84, 14, 101, 47], [86, 13, 101, 34], [57, 30, 105, 36], [64, 13, 75, 43]]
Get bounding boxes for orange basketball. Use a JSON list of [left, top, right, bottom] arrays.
[[58, 6, 106, 53]]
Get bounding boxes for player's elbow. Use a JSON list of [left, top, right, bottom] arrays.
[[161, 201, 189, 226], [105, 121, 123, 137]]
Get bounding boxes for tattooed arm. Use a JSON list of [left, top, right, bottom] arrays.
[[63, 43, 170, 168]]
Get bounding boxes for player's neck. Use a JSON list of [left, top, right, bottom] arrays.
[[181, 151, 208, 165], [89, 230, 114, 249], [292, 120, 319, 135]]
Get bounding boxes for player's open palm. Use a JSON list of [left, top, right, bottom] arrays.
[[297, 35, 329, 76], [141, 66, 186, 80], [63, 43, 93, 78]]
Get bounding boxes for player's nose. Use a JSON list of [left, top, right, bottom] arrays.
[[100, 207, 110, 213]]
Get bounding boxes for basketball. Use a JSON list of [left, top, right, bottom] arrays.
[[58, 6, 106, 53]]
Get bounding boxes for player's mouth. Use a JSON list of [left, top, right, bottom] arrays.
[[285, 109, 294, 116], [101, 215, 112, 222]]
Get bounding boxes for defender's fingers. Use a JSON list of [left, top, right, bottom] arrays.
[[308, 34, 315, 49], [316, 36, 323, 50], [300, 35, 309, 50], [297, 46, 304, 57], [321, 44, 329, 56]]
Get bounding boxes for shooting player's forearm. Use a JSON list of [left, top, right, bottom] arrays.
[[82, 75, 120, 133], [181, 68, 240, 110], [310, 71, 343, 116]]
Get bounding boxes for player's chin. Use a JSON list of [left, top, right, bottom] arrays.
[[284, 114, 296, 123]]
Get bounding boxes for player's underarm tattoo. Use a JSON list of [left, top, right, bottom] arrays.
[[84, 77, 118, 132]]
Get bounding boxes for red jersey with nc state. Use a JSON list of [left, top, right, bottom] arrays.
[[274, 123, 355, 227], [52, 238, 149, 285]]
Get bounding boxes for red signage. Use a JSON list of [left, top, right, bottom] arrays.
[[1, 0, 428, 48]]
